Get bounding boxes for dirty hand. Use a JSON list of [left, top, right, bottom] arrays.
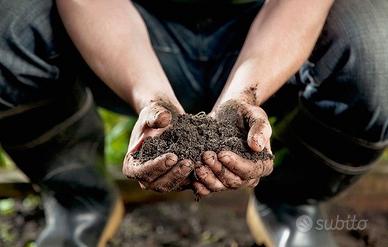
[[123, 100, 194, 192], [193, 99, 273, 197]]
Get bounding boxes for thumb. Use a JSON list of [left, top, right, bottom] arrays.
[[247, 120, 271, 152], [144, 105, 172, 129], [244, 106, 271, 152]]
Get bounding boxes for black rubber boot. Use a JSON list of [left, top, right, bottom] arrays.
[[247, 195, 337, 247], [0, 87, 124, 247]]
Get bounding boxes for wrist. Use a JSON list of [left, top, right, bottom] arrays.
[[213, 83, 261, 112], [214, 58, 265, 111], [132, 87, 182, 114]]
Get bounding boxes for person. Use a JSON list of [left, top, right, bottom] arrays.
[[0, 0, 387, 246]]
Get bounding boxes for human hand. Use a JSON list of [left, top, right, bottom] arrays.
[[122, 100, 194, 192], [193, 99, 274, 197]]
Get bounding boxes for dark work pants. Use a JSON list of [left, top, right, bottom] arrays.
[[0, 0, 387, 204]]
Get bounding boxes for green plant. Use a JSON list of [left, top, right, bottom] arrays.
[[98, 108, 136, 165]]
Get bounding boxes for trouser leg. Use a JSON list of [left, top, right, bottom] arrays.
[[255, 0, 388, 205], [247, 2, 388, 246], [0, 1, 123, 246], [0, 85, 123, 247]]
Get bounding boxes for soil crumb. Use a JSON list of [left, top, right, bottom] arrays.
[[134, 113, 273, 162]]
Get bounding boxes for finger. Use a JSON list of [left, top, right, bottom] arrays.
[[248, 120, 272, 152], [145, 177, 191, 192], [128, 118, 146, 153], [128, 133, 146, 154], [202, 151, 243, 189], [245, 108, 272, 152], [262, 143, 274, 177], [148, 159, 194, 192], [128, 101, 183, 153], [195, 164, 227, 192], [128, 125, 168, 154], [218, 151, 271, 180], [143, 103, 172, 129], [122, 153, 178, 183], [244, 178, 260, 188], [193, 181, 211, 198]]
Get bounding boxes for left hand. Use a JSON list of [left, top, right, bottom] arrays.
[[193, 99, 274, 197]]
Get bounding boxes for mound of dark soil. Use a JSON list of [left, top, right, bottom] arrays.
[[133, 113, 273, 162]]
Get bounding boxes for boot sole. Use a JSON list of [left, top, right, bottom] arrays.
[[246, 195, 274, 247], [98, 196, 125, 247]]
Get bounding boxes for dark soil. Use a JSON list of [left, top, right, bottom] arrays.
[[134, 113, 273, 163]]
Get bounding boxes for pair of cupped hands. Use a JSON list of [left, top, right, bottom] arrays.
[[123, 99, 273, 197]]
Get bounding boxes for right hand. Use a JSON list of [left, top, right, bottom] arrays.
[[122, 100, 194, 192]]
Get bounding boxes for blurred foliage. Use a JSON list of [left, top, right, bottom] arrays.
[[98, 108, 136, 165], [0, 195, 41, 246], [0, 199, 15, 216], [22, 195, 41, 212], [0, 221, 16, 245]]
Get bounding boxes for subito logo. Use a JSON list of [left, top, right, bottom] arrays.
[[296, 215, 313, 232]]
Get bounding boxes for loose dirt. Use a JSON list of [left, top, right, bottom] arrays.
[[133, 113, 273, 163]]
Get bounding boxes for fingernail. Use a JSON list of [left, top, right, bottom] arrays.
[[220, 155, 231, 163], [205, 154, 216, 166], [257, 135, 265, 150], [182, 161, 194, 170]]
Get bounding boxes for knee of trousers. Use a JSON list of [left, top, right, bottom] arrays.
[[254, 104, 386, 205], [314, 0, 388, 73], [275, 104, 386, 174], [303, 0, 388, 144]]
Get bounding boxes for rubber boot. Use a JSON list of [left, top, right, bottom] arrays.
[[0, 86, 124, 247]]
